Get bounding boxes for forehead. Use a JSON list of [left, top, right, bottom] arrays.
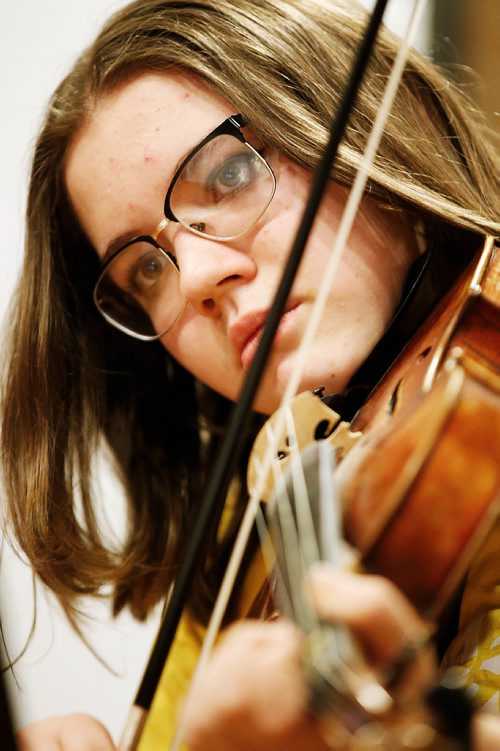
[[64, 71, 234, 255]]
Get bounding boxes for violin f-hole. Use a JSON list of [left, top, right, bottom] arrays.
[[387, 380, 401, 416]]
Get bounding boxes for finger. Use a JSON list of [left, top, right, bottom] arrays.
[[304, 565, 439, 707], [306, 565, 430, 664]]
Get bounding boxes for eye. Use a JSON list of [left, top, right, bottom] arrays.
[[208, 152, 257, 200], [127, 248, 170, 296], [139, 253, 166, 280], [217, 156, 248, 186]]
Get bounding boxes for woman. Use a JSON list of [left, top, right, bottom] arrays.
[[3, 0, 498, 748]]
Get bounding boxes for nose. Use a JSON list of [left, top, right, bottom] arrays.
[[170, 230, 257, 317]]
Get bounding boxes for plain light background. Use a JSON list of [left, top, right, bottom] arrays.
[[0, 0, 431, 741]]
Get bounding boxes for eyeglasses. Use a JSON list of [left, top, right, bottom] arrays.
[[93, 114, 276, 340]]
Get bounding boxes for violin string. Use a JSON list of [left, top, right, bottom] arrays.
[[254, 428, 303, 623], [170, 3, 427, 748], [269, 438, 377, 723], [273, 473, 311, 627], [257, 419, 354, 677], [239, 420, 354, 700], [252, 408, 327, 632], [266, 440, 355, 713], [276, 408, 321, 632], [257, 419, 343, 654], [285, 407, 322, 571], [318, 441, 342, 568], [316, 443, 368, 696], [236, 449, 357, 715], [259, 421, 297, 618], [292, 441, 363, 703]]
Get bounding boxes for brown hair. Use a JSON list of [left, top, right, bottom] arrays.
[[1, 0, 498, 626]]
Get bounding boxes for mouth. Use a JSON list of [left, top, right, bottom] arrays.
[[229, 304, 300, 370]]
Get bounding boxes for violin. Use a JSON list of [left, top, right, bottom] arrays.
[[250, 235, 499, 624]]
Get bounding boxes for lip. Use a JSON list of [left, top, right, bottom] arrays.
[[228, 310, 268, 358], [229, 304, 300, 369]]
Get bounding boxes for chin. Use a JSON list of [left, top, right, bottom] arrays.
[[253, 391, 280, 416], [251, 369, 338, 417]]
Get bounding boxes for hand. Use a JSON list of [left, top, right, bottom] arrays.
[[182, 619, 330, 751], [16, 713, 115, 751], [181, 568, 437, 751]]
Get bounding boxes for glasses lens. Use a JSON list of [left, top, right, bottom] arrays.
[[169, 135, 275, 239], [94, 241, 184, 340]]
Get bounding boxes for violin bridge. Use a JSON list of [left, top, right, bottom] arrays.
[[247, 390, 362, 502]]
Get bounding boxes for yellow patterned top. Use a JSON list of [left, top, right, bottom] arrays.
[[442, 515, 500, 711], [137, 612, 204, 751]]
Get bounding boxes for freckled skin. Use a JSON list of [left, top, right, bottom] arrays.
[[65, 71, 420, 414]]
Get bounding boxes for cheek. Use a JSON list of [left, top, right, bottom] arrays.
[[161, 315, 207, 371], [262, 159, 311, 235], [160, 315, 240, 397]]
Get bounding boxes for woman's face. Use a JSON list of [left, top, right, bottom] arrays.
[[66, 72, 419, 414]]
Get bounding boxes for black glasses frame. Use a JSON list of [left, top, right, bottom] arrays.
[[93, 235, 183, 340], [97, 234, 179, 280], [164, 113, 247, 223], [94, 113, 275, 339]]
